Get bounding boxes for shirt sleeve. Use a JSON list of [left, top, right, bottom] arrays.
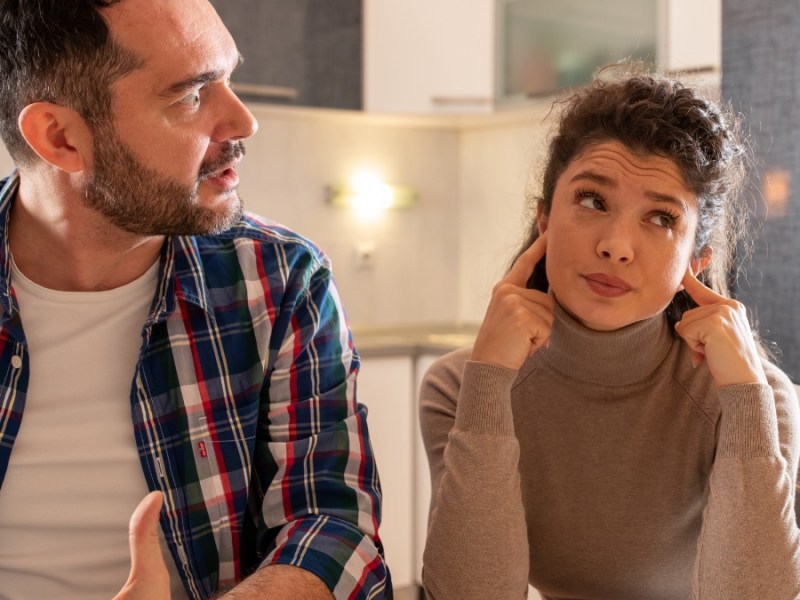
[[693, 363, 800, 598], [419, 349, 530, 600], [257, 253, 390, 599]]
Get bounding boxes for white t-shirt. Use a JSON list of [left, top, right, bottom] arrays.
[[0, 259, 188, 600]]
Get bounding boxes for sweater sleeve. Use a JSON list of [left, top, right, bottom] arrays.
[[694, 363, 800, 599], [419, 349, 530, 600]]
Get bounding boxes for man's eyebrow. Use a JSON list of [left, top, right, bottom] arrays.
[[569, 170, 688, 212], [159, 54, 244, 98]]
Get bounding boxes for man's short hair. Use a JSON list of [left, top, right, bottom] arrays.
[[0, 0, 142, 165]]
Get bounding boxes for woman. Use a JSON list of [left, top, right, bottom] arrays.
[[419, 73, 800, 600]]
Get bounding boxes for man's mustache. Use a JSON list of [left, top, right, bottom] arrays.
[[198, 141, 246, 179]]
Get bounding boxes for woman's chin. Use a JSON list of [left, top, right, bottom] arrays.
[[558, 300, 642, 332]]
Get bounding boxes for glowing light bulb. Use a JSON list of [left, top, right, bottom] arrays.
[[350, 171, 394, 220]]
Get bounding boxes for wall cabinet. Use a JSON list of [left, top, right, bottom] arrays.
[[211, 0, 718, 114], [209, 0, 362, 110], [364, 0, 494, 114], [364, 0, 721, 114], [663, 0, 721, 73]]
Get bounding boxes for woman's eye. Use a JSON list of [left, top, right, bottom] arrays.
[[178, 90, 201, 107], [577, 194, 605, 211], [648, 212, 677, 228]]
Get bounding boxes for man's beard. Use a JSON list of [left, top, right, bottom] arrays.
[[82, 126, 246, 236]]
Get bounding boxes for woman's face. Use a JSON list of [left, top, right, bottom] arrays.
[[541, 140, 706, 331]]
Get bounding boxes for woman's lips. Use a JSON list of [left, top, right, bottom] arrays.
[[582, 273, 633, 297]]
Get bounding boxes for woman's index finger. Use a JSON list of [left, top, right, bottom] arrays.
[[506, 232, 547, 286], [681, 266, 725, 306]]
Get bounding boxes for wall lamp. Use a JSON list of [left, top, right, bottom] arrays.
[[325, 171, 418, 220]]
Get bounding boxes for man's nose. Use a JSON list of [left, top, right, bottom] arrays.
[[213, 87, 259, 142]]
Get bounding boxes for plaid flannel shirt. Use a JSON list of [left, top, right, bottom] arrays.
[[0, 173, 391, 599]]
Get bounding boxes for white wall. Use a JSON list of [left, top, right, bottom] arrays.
[[240, 105, 463, 327], [457, 110, 552, 322], [242, 105, 554, 327]]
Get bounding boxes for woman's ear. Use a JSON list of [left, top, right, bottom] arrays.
[[537, 203, 548, 235], [18, 103, 94, 173], [690, 247, 712, 276]]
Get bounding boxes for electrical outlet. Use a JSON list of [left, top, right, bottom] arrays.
[[353, 241, 376, 270]]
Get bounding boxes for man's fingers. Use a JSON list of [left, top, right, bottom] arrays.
[[113, 491, 170, 600], [507, 232, 547, 287], [681, 266, 726, 306], [128, 491, 166, 576]]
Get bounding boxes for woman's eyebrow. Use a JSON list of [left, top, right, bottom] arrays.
[[645, 191, 688, 212], [570, 170, 688, 212], [569, 171, 615, 188]]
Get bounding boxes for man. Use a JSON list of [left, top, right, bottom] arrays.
[[0, 1, 389, 599]]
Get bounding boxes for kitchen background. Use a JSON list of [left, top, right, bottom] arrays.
[[1, 0, 797, 598]]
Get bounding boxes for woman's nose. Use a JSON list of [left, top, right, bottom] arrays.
[[596, 221, 635, 263]]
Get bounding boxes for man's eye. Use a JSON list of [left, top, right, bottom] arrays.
[[178, 90, 201, 107]]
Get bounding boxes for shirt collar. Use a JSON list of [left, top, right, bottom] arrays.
[[0, 171, 214, 326], [148, 234, 214, 326]]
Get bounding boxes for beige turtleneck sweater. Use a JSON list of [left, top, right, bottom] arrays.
[[420, 303, 800, 600]]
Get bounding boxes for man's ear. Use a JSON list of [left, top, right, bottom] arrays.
[[537, 203, 548, 235], [690, 247, 712, 277], [18, 103, 94, 173]]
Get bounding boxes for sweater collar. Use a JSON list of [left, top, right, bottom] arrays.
[[534, 300, 674, 387]]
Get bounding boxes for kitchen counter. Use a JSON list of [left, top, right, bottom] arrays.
[[351, 322, 479, 357]]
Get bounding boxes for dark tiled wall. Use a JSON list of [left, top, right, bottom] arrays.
[[209, 0, 362, 110], [722, 0, 800, 381]]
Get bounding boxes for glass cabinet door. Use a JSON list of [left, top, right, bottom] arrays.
[[496, 0, 660, 105]]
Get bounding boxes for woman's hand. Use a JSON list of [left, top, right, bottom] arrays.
[[471, 233, 554, 370], [675, 267, 767, 387]]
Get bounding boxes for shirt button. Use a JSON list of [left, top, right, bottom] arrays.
[[10, 355, 22, 369]]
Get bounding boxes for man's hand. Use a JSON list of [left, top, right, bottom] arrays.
[[112, 491, 171, 600], [111, 493, 334, 600], [471, 232, 554, 370]]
